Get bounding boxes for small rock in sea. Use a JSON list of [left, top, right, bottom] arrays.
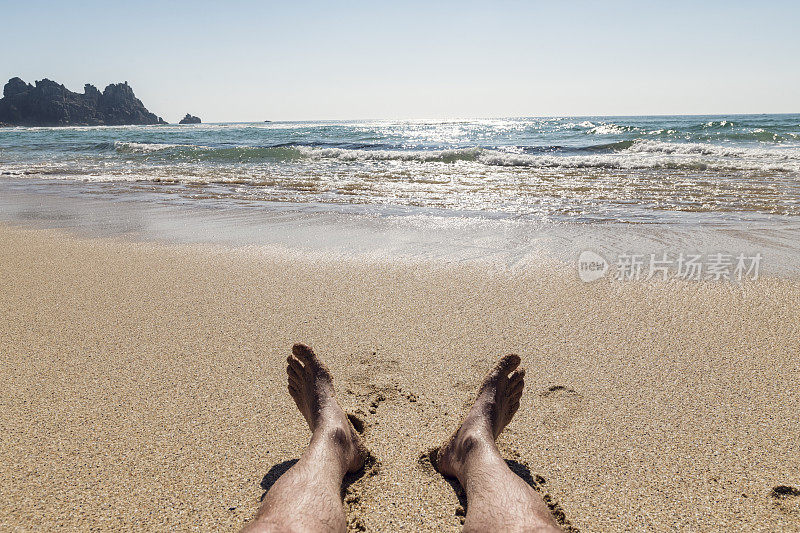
[[179, 113, 201, 124]]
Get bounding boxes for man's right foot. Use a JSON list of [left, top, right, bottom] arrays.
[[436, 354, 525, 478], [287, 343, 367, 473]]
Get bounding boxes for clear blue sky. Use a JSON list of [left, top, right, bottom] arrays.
[[3, 0, 798, 121]]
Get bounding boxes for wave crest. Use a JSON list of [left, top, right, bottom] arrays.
[[106, 140, 800, 173], [114, 141, 198, 153]]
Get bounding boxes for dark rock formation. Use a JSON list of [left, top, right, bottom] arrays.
[[179, 113, 201, 124], [0, 77, 167, 126]]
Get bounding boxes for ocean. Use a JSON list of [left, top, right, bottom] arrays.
[[1, 115, 799, 224], [2, 115, 800, 271]]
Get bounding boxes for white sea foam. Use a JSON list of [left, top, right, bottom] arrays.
[[587, 123, 627, 135], [295, 145, 482, 163], [288, 142, 800, 172], [114, 141, 206, 153], [624, 139, 800, 160]]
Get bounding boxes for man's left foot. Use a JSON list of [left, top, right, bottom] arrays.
[[436, 354, 525, 479]]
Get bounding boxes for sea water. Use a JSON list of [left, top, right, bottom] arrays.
[[1, 115, 799, 222], [1, 116, 799, 269]]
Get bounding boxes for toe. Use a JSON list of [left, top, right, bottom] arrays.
[[288, 383, 301, 400], [292, 343, 320, 370], [287, 362, 303, 383], [287, 355, 307, 374], [510, 378, 524, 398], [491, 353, 521, 379]]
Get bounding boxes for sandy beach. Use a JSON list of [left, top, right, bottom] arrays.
[[1, 223, 799, 531]]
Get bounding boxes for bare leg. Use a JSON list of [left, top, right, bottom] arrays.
[[437, 354, 562, 532], [242, 344, 367, 533]]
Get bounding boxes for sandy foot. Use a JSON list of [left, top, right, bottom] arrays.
[[436, 354, 525, 478], [287, 343, 367, 473]]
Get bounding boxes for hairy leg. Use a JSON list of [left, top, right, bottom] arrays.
[[437, 354, 562, 532], [242, 344, 366, 533]]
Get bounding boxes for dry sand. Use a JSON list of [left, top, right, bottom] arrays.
[[1, 224, 799, 532]]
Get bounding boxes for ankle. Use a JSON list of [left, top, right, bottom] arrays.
[[312, 420, 351, 448], [443, 425, 497, 474], [311, 421, 365, 471]]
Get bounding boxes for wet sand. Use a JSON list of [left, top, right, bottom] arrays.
[[1, 224, 799, 531]]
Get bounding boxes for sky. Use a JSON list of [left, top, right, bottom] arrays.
[[2, 0, 799, 122]]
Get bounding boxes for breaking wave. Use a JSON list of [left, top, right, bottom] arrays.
[[114, 141, 200, 153], [108, 139, 800, 173]]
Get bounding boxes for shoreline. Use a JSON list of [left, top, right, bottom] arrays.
[[2, 177, 800, 276], [1, 223, 799, 531]]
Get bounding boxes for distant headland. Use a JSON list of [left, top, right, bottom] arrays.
[[0, 77, 166, 127]]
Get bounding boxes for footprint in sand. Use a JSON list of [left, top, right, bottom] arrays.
[[416, 447, 468, 526], [771, 485, 800, 519], [345, 349, 400, 386], [340, 411, 380, 533], [537, 385, 584, 430]]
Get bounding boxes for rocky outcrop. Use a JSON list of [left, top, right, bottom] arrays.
[[0, 77, 167, 126], [179, 113, 201, 124]]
